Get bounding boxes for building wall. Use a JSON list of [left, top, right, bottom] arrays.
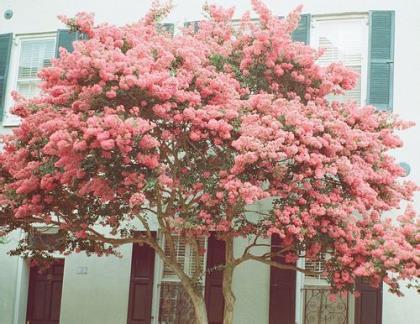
[[59, 245, 133, 324], [0, 231, 20, 324], [233, 237, 271, 324], [0, 1, 419, 324]]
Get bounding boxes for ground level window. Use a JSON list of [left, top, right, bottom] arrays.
[[303, 253, 350, 324], [158, 235, 206, 324], [303, 287, 349, 324]]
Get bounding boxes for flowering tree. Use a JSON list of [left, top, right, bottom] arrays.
[[0, 1, 419, 324]]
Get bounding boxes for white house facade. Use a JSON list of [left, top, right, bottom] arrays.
[[0, 1, 419, 324]]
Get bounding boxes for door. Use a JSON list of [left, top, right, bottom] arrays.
[[26, 259, 65, 324], [355, 278, 383, 324], [269, 236, 296, 324], [127, 242, 155, 324]]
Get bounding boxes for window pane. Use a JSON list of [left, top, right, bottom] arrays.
[[162, 235, 187, 279], [314, 18, 366, 104], [162, 235, 205, 279], [158, 235, 206, 323], [17, 80, 41, 99], [159, 282, 198, 324], [187, 237, 206, 277], [303, 287, 349, 324], [305, 252, 328, 280], [18, 38, 55, 80], [326, 65, 362, 104]]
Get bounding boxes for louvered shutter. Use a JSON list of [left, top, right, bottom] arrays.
[[127, 240, 156, 324], [0, 33, 12, 120], [367, 11, 395, 111], [269, 236, 296, 324], [292, 14, 311, 44], [205, 234, 225, 324], [56, 29, 87, 57], [184, 21, 200, 33], [355, 278, 383, 324]]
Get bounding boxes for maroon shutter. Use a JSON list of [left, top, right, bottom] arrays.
[[269, 236, 296, 324], [127, 241, 155, 324], [355, 279, 383, 324], [26, 259, 65, 324], [205, 234, 226, 324]]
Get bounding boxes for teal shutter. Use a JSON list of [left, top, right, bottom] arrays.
[[0, 33, 13, 121], [367, 11, 395, 111], [292, 14, 311, 45], [56, 30, 87, 57], [157, 23, 175, 37], [184, 21, 200, 33]]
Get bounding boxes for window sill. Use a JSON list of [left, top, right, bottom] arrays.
[[2, 115, 21, 127]]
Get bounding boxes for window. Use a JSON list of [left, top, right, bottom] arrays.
[[157, 235, 207, 324], [303, 252, 351, 324], [26, 226, 65, 251], [311, 15, 368, 104], [3, 34, 56, 125], [304, 252, 328, 282], [16, 36, 55, 99]]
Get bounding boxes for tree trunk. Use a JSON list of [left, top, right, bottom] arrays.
[[190, 292, 209, 324], [223, 237, 236, 324], [160, 251, 209, 324]]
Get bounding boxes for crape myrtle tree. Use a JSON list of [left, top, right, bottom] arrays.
[[0, 1, 419, 323]]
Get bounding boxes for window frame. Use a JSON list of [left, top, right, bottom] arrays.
[[151, 233, 208, 324], [304, 252, 330, 287], [3, 32, 56, 126], [310, 13, 369, 106]]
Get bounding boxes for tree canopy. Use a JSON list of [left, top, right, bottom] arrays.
[[0, 2, 418, 323]]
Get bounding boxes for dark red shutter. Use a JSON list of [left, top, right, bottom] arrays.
[[355, 279, 383, 324], [269, 236, 296, 324], [26, 259, 65, 324], [127, 241, 156, 324], [205, 234, 226, 324]]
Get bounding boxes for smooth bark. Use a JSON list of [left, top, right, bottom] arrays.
[[222, 237, 236, 324]]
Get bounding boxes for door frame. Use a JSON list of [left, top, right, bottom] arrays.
[[25, 258, 65, 324]]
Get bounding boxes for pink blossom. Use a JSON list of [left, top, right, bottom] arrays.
[[129, 193, 145, 207]]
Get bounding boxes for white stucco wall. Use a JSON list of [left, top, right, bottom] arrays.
[[0, 1, 419, 324], [233, 237, 271, 324], [0, 231, 20, 324], [59, 244, 133, 324]]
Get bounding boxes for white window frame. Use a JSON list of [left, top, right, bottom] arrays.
[[310, 13, 369, 106], [3, 32, 56, 126], [151, 233, 208, 324], [301, 251, 355, 324], [303, 252, 330, 287]]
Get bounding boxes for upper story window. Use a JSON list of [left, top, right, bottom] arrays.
[[311, 15, 369, 105], [2, 33, 56, 125], [16, 36, 55, 99]]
